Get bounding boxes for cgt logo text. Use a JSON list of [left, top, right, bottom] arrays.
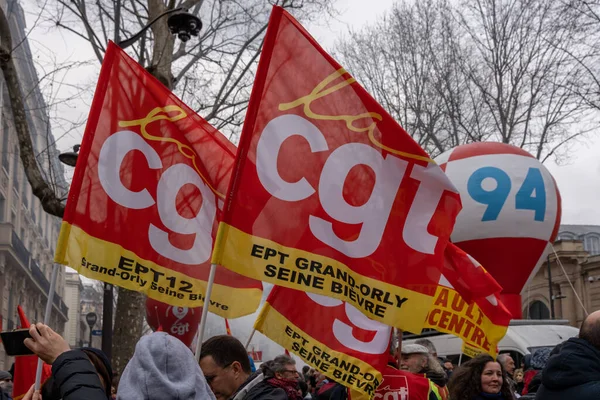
[[375, 375, 409, 400], [98, 129, 218, 267]]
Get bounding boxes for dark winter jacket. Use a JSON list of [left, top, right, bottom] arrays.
[[426, 369, 448, 388], [472, 393, 507, 400], [316, 382, 347, 400], [535, 337, 600, 400], [51, 350, 108, 400], [520, 371, 542, 399], [231, 371, 288, 400]]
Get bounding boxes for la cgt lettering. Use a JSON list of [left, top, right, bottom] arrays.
[[256, 114, 456, 259]]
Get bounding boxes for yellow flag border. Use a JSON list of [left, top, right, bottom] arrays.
[[55, 222, 262, 318], [213, 222, 435, 332], [424, 286, 508, 358]]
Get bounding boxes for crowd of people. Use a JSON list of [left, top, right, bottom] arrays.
[[0, 310, 599, 400]]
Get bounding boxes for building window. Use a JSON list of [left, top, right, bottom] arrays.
[[7, 284, 14, 328], [585, 235, 600, 256], [12, 145, 19, 193], [528, 300, 550, 320], [559, 232, 575, 240], [0, 194, 5, 222], [1, 115, 9, 172], [23, 186, 29, 210]]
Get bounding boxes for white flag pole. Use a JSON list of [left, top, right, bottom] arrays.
[[34, 264, 60, 390], [245, 329, 256, 350], [194, 263, 217, 362]]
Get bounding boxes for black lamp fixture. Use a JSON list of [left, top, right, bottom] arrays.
[[58, 144, 81, 167], [119, 8, 202, 49]]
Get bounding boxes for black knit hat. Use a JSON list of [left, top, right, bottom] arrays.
[[81, 347, 113, 379]]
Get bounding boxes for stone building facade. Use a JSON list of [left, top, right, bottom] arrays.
[[80, 283, 104, 348], [0, 0, 69, 369], [522, 225, 600, 327], [63, 272, 86, 348]]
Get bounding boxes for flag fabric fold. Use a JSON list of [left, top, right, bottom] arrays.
[[54, 41, 262, 318], [212, 5, 462, 332], [255, 286, 391, 398], [423, 245, 512, 358]]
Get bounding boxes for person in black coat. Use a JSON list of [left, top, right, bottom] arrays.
[[535, 311, 600, 400], [22, 323, 109, 400], [40, 348, 113, 400]]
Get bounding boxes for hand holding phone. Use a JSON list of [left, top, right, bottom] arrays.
[[22, 323, 71, 364]]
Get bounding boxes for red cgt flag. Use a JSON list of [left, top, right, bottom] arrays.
[[212, 6, 462, 331], [255, 286, 391, 398], [12, 306, 52, 400], [55, 41, 262, 318], [423, 245, 512, 358]]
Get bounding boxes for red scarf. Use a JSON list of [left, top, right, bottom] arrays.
[[267, 377, 301, 400]]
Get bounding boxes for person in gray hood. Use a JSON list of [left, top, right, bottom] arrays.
[[117, 332, 215, 400]]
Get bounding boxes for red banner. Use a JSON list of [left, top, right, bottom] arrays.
[[255, 286, 391, 398], [212, 6, 462, 331], [55, 42, 262, 318], [423, 245, 512, 357]]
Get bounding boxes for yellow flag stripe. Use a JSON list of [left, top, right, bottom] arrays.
[[213, 222, 435, 332], [55, 222, 262, 318]]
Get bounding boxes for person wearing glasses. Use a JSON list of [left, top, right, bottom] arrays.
[[200, 335, 296, 400]]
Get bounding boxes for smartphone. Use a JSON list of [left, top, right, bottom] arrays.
[[0, 329, 34, 356]]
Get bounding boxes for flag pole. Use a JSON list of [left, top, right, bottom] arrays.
[[34, 264, 60, 390], [194, 263, 217, 362], [245, 329, 256, 349]]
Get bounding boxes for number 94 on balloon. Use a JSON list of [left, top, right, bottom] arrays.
[[436, 149, 560, 242], [467, 166, 545, 222]]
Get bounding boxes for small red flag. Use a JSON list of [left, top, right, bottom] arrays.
[[12, 306, 52, 400]]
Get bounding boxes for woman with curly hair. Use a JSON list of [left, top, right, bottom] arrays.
[[448, 354, 514, 400]]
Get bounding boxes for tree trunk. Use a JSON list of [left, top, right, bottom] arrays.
[[0, 6, 65, 218], [111, 287, 145, 376]]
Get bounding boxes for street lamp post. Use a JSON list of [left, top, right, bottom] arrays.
[[547, 253, 555, 319], [58, 7, 203, 362]]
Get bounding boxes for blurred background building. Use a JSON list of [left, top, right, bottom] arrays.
[[523, 225, 600, 327], [0, 0, 69, 370]]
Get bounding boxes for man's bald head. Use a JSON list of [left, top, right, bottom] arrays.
[[580, 310, 600, 350]]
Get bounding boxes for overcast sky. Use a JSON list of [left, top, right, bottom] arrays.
[[22, 0, 600, 227]]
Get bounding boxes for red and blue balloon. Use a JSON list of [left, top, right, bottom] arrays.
[[436, 143, 561, 318]]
